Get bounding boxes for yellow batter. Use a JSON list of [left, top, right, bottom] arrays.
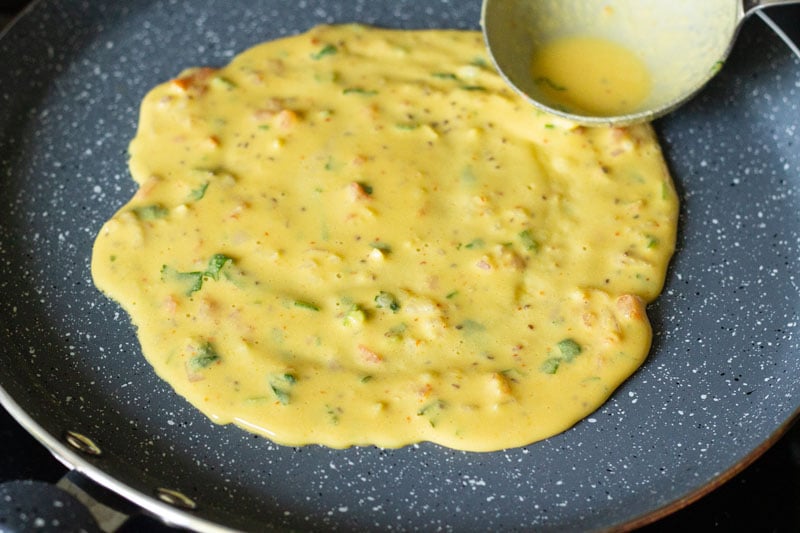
[[92, 24, 678, 452], [530, 36, 652, 116]]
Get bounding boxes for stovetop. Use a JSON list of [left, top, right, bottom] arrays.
[[1, 1, 799, 531]]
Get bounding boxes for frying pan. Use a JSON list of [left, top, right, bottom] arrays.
[[0, 1, 798, 531]]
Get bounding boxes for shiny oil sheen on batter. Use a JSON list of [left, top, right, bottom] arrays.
[[92, 24, 678, 452]]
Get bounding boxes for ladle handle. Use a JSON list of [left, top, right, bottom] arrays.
[[744, 0, 800, 14]]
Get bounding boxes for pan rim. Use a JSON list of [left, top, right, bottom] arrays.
[[0, 384, 240, 532]]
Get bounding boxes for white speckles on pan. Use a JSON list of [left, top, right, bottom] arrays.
[[0, 0, 798, 531]]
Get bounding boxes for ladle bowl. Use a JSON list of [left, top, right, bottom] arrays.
[[481, 0, 800, 126]]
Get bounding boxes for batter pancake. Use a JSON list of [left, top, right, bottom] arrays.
[[92, 24, 678, 451]]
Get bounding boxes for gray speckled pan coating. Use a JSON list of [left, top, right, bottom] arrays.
[[0, 1, 798, 531]]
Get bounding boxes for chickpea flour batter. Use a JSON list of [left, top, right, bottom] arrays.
[[92, 25, 678, 451]]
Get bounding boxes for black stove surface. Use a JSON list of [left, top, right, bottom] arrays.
[[1, 2, 799, 531]]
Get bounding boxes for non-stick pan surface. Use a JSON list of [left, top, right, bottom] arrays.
[[0, 1, 798, 531]]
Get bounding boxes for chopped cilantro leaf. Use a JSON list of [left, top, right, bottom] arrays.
[[161, 253, 234, 295], [271, 385, 290, 405], [416, 399, 446, 427], [188, 342, 221, 371], [188, 182, 209, 202], [369, 241, 391, 253], [557, 338, 582, 361], [374, 291, 400, 312], [343, 87, 378, 96], [540, 358, 560, 374], [310, 43, 337, 60], [161, 265, 204, 295], [294, 300, 320, 311], [205, 254, 233, 281], [133, 205, 168, 220], [464, 238, 485, 249], [269, 372, 297, 405], [519, 229, 539, 252]]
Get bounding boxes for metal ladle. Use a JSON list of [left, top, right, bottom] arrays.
[[481, 0, 800, 126]]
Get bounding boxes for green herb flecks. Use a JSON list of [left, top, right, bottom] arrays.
[[269, 372, 297, 405], [557, 338, 582, 361], [243, 396, 271, 404], [270, 386, 290, 405], [460, 85, 487, 92], [213, 76, 237, 89], [432, 72, 458, 80], [541, 338, 584, 374], [374, 291, 400, 313], [357, 182, 374, 195], [464, 238, 485, 250], [132, 204, 168, 220], [384, 323, 407, 342], [501, 368, 525, 380], [534, 76, 567, 91], [456, 319, 485, 333], [314, 71, 339, 83], [417, 399, 446, 427], [518, 229, 539, 252], [294, 300, 320, 311], [205, 253, 233, 281], [310, 43, 337, 60], [343, 87, 378, 96], [661, 181, 671, 200], [326, 404, 342, 425], [161, 253, 235, 296], [540, 357, 560, 375], [369, 241, 391, 253], [460, 166, 477, 186], [445, 290, 459, 299], [188, 342, 221, 372], [188, 182, 209, 202], [161, 265, 204, 296], [471, 57, 490, 68]]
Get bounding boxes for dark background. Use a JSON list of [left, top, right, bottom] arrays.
[[1, 1, 798, 531]]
